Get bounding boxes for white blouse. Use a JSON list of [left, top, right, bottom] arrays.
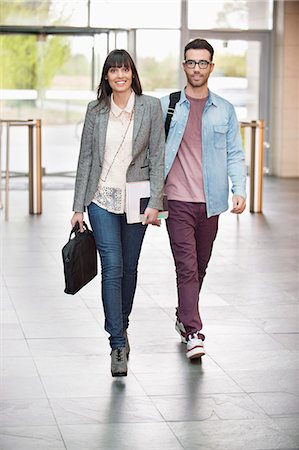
[[92, 91, 135, 213]]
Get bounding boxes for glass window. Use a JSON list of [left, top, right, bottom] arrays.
[[206, 39, 260, 122], [0, 33, 108, 183], [90, 0, 181, 28], [47, 36, 93, 91], [188, 0, 273, 30], [0, 0, 89, 27], [136, 30, 180, 96]]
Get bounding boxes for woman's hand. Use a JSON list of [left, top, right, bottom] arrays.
[[142, 207, 161, 227], [71, 212, 84, 232]]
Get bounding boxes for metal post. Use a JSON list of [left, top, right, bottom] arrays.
[[5, 123, 10, 221], [28, 124, 34, 214], [257, 120, 265, 213], [36, 119, 42, 214], [249, 121, 256, 213], [0, 122, 3, 209]]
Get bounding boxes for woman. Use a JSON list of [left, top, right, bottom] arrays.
[[71, 49, 165, 377]]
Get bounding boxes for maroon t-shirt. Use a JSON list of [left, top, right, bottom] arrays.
[[165, 94, 208, 202]]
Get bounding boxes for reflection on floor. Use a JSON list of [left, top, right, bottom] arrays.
[[1, 177, 299, 450]]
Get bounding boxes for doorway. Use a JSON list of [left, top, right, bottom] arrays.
[[0, 30, 130, 185], [186, 30, 271, 171]]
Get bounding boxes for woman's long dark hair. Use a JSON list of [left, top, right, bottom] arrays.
[[97, 49, 142, 110]]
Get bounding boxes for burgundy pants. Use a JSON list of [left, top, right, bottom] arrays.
[[166, 201, 219, 340]]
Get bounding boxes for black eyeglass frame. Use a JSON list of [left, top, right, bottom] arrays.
[[183, 59, 213, 69]]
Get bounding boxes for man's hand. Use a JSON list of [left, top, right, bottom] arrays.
[[231, 196, 246, 214], [71, 212, 84, 232]]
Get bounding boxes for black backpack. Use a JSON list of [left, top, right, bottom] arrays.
[[164, 91, 181, 140]]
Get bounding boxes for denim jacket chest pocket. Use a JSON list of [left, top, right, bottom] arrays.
[[169, 115, 178, 130], [214, 125, 228, 149]]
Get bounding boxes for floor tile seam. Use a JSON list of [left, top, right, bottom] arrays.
[[205, 352, 249, 395], [248, 391, 299, 398], [46, 400, 69, 450], [135, 286, 171, 309], [124, 372, 181, 429], [48, 393, 156, 402], [147, 392, 268, 399], [86, 306, 109, 330], [147, 394, 271, 421], [271, 332, 299, 335], [166, 416, 288, 424], [264, 412, 299, 420], [244, 393, 294, 422], [230, 386, 299, 396], [266, 332, 299, 353], [262, 328, 299, 351], [1, 287, 28, 343], [24, 337, 59, 404], [0, 418, 67, 449], [159, 417, 185, 450], [128, 369, 158, 402], [0, 424, 66, 444], [155, 415, 277, 423]]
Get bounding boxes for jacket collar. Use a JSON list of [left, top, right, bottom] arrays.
[[180, 88, 218, 107], [110, 91, 135, 117]]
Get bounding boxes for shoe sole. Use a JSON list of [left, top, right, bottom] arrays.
[[175, 322, 187, 344], [111, 371, 127, 377], [186, 346, 205, 359]]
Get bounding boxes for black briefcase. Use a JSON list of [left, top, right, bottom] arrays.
[[62, 221, 98, 295]]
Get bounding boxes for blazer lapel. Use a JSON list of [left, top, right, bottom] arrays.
[[97, 109, 109, 164], [132, 95, 144, 156]]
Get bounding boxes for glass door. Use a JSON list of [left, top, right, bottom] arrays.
[[187, 31, 271, 171], [1, 30, 133, 187], [1, 32, 111, 187]]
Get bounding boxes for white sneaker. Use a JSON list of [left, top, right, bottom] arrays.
[[186, 333, 205, 359]]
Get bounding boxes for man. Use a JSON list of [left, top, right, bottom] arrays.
[[160, 38, 246, 360]]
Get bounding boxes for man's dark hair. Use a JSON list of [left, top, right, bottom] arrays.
[[97, 49, 142, 109], [184, 38, 214, 61]]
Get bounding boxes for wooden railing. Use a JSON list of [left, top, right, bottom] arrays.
[[0, 118, 265, 219], [240, 119, 265, 213], [0, 119, 42, 220]]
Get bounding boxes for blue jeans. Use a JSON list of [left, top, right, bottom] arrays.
[[88, 202, 147, 350]]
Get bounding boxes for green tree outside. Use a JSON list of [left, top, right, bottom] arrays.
[[0, 0, 70, 90], [0, 34, 70, 90], [138, 55, 179, 91], [214, 54, 246, 78]]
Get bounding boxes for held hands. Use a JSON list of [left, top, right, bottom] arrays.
[[231, 195, 246, 214], [71, 212, 84, 232], [142, 207, 161, 226]]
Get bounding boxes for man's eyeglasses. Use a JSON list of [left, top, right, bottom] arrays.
[[184, 59, 212, 69]]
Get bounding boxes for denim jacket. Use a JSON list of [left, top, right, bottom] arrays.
[[160, 89, 247, 217]]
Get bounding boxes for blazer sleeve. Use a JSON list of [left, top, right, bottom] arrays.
[[72, 102, 95, 212], [147, 98, 166, 210]]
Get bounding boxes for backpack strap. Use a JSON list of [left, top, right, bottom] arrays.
[[164, 91, 181, 140]]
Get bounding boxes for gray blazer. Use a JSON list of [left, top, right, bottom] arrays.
[[72, 94, 165, 213]]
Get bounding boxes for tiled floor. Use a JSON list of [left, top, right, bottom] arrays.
[[1, 176, 299, 450]]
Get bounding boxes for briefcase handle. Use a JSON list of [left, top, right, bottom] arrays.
[[69, 221, 90, 241]]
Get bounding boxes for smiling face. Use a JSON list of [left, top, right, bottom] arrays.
[[183, 48, 214, 91], [98, 49, 142, 107], [106, 65, 133, 95]]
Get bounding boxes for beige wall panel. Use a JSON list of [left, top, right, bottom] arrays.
[[282, 77, 298, 108], [285, 0, 299, 14], [283, 49, 299, 77], [284, 13, 299, 45]]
